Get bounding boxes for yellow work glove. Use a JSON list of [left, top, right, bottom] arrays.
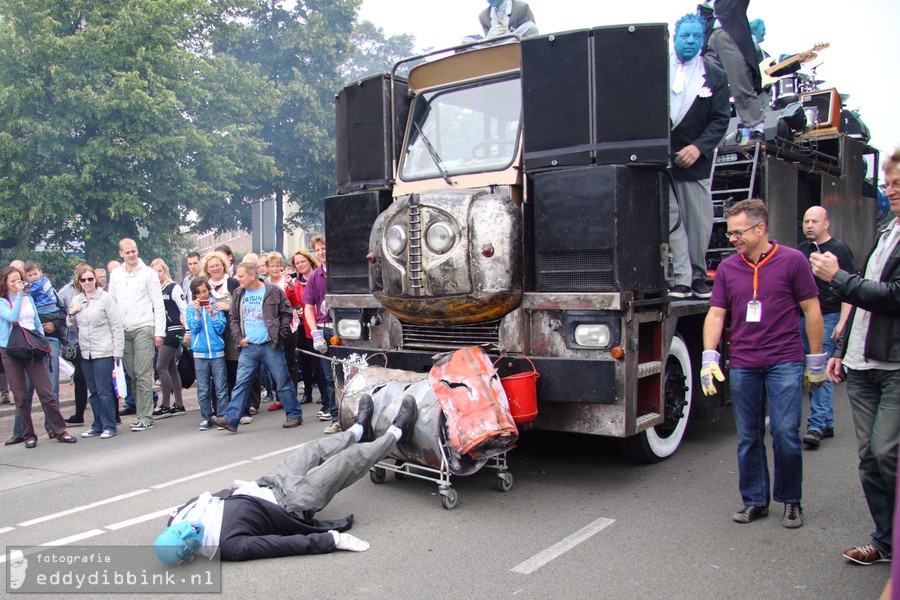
[[700, 350, 725, 396]]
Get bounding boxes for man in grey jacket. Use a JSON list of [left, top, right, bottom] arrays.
[[108, 238, 165, 432], [212, 262, 303, 432]]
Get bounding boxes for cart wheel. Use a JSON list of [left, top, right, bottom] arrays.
[[370, 467, 386, 484], [496, 471, 513, 493], [394, 460, 406, 480], [440, 488, 458, 510]]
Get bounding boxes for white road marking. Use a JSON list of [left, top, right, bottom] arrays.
[[17, 489, 151, 527], [510, 517, 615, 575], [105, 508, 177, 531], [0, 526, 14, 535], [150, 460, 253, 489], [44, 529, 107, 547]]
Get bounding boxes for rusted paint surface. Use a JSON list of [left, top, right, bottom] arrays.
[[429, 347, 518, 458]]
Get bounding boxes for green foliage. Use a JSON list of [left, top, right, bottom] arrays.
[[342, 20, 418, 84], [12, 250, 82, 289]]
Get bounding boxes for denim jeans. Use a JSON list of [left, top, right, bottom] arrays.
[[222, 343, 301, 427], [846, 367, 900, 556], [800, 312, 840, 433], [82, 356, 117, 434], [729, 362, 804, 506], [318, 327, 337, 422], [13, 337, 60, 437], [195, 357, 228, 422]]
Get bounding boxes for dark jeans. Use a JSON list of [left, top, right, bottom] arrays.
[[82, 356, 117, 434], [318, 327, 336, 422], [298, 333, 326, 402], [846, 367, 900, 555], [222, 343, 301, 428], [729, 362, 804, 506]]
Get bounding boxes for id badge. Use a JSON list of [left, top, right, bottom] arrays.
[[746, 300, 762, 322]]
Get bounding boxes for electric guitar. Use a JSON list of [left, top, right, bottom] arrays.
[[758, 42, 829, 87]]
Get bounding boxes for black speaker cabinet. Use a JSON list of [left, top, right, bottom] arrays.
[[532, 165, 664, 292], [592, 24, 670, 165], [335, 74, 410, 193], [521, 30, 592, 169], [324, 190, 393, 293], [522, 25, 670, 171]]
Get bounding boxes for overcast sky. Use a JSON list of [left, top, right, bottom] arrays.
[[358, 0, 900, 165]]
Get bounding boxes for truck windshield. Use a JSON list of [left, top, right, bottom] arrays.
[[400, 77, 521, 181]]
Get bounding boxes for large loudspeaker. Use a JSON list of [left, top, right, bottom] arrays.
[[335, 74, 410, 194], [521, 30, 592, 169], [324, 190, 393, 293], [522, 25, 670, 171], [532, 165, 664, 293], [592, 24, 670, 165]]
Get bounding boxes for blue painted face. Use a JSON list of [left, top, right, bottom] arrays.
[[154, 521, 205, 566], [487, 0, 506, 8], [674, 21, 704, 61], [751, 21, 766, 43]]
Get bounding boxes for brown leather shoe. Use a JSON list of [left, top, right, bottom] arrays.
[[843, 544, 890, 565], [4, 435, 25, 446], [211, 415, 237, 433], [283, 417, 303, 428]]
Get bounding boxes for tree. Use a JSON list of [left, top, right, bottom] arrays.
[[341, 19, 418, 84], [0, 0, 277, 264], [211, 0, 360, 251]]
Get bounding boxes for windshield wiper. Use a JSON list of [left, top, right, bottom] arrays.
[[414, 121, 452, 185]]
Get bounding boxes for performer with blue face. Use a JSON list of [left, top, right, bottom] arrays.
[[464, 0, 538, 43], [667, 13, 731, 300], [154, 394, 418, 562]]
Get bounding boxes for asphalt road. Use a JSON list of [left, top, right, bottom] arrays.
[[0, 382, 890, 599]]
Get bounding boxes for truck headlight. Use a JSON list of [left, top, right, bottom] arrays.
[[425, 221, 455, 253], [337, 319, 363, 340], [386, 225, 407, 256], [574, 324, 611, 347]]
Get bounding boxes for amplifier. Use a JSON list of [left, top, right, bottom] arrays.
[[324, 190, 393, 293], [800, 88, 841, 133]]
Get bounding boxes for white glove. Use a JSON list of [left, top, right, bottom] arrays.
[[330, 530, 369, 552]]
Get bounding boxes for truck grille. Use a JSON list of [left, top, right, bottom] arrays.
[[401, 319, 501, 351], [536, 249, 615, 291]]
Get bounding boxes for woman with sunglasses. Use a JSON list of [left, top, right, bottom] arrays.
[[0, 265, 75, 447], [68, 265, 124, 439]]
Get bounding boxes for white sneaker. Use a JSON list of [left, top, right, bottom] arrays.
[[199, 420, 210, 431], [100, 430, 116, 439], [239, 416, 253, 425], [323, 422, 341, 434]]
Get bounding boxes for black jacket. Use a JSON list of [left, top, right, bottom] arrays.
[[669, 58, 730, 181], [228, 283, 293, 350], [831, 227, 900, 363]]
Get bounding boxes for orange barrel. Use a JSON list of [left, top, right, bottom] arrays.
[[494, 355, 539, 424]]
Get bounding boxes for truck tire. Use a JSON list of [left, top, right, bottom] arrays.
[[618, 334, 692, 463]]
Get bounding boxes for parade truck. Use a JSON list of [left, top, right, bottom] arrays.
[[320, 25, 879, 463]]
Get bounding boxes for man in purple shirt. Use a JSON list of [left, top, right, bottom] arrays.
[[303, 234, 337, 433], [701, 199, 824, 529]]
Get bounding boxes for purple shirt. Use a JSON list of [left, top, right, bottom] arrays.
[[709, 243, 818, 368], [302, 266, 331, 326]]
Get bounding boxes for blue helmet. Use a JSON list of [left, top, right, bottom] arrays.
[[154, 521, 205, 566]]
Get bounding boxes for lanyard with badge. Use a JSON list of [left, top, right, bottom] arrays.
[[739, 243, 779, 322]]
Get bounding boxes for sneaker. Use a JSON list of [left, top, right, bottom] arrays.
[[65, 416, 85, 426], [749, 130, 766, 143], [0, 394, 10, 405], [323, 422, 341, 434], [668, 285, 692, 299], [100, 430, 116, 439], [239, 415, 253, 425], [283, 418, 303, 429], [802, 430, 822, 449], [267, 401, 284, 412], [170, 405, 186, 416], [782, 503, 803, 528], [81, 430, 101, 438], [198, 420, 211, 431], [318, 410, 331, 422], [130, 421, 154, 432], [152, 406, 172, 419], [260, 390, 269, 401], [121, 406, 136, 415], [212, 415, 237, 433], [691, 279, 712, 299], [823, 426, 835, 438], [249, 407, 258, 415], [733, 505, 769, 523], [843, 544, 890, 565]]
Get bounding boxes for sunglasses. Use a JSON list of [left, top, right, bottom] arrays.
[[80, 277, 95, 283]]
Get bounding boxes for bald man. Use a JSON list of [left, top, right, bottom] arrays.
[[796, 206, 855, 448], [108, 238, 166, 431]]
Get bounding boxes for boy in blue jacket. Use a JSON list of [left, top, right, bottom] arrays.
[[186, 277, 228, 430]]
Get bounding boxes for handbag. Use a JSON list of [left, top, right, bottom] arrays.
[[60, 341, 80, 362], [6, 323, 52, 361], [113, 359, 128, 398], [177, 348, 196, 389]]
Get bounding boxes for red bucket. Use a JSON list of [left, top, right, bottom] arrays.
[[494, 355, 539, 425]]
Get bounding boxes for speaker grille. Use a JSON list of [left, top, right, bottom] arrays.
[[536, 249, 615, 291], [328, 260, 370, 294], [400, 319, 501, 351]]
